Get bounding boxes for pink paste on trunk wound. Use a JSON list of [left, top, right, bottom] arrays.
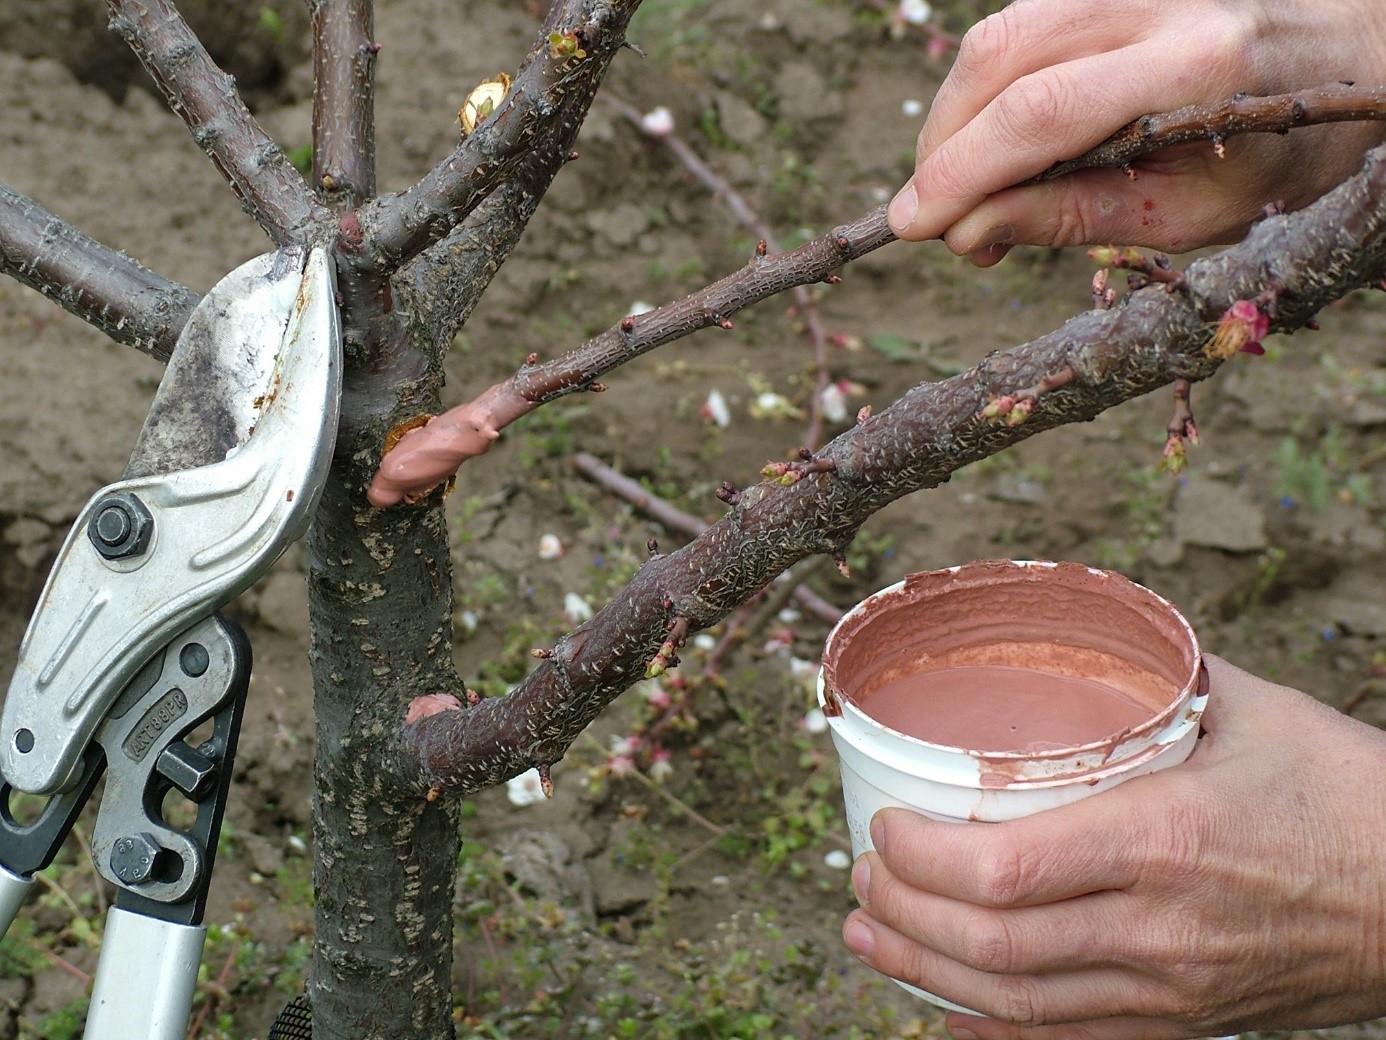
[[405, 693, 464, 725], [368, 404, 501, 508]]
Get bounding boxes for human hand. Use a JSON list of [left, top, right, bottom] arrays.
[[890, 0, 1386, 263], [842, 654, 1386, 1040]]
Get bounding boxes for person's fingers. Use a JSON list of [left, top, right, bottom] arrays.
[[853, 857, 1138, 974], [942, 163, 1258, 257], [869, 784, 1156, 908], [843, 909, 1159, 1025], [943, 1010, 1197, 1040], [890, 17, 1251, 241], [917, 0, 1162, 161]]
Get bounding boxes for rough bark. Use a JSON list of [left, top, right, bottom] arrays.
[[297, 2, 646, 1035]]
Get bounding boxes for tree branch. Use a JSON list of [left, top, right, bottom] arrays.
[[366, 208, 893, 506], [0, 182, 196, 362], [354, 0, 641, 275], [1036, 82, 1386, 182], [571, 451, 843, 623], [106, 0, 328, 244], [311, 0, 378, 208], [404, 100, 586, 349], [401, 144, 1386, 795], [368, 83, 1386, 507]]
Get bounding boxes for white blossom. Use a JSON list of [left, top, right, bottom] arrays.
[[803, 707, 829, 735], [901, 98, 924, 118], [563, 591, 593, 623], [627, 300, 655, 317], [639, 106, 675, 138], [898, 0, 931, 25], [649, 749, 674, 782], [824, 849, 852, 870], [506, 768, 546, 807], [537, 533, 564, 560], [702, 388, 732, 428], [820, 382, 848, 423], [610, 734, 643, 758]]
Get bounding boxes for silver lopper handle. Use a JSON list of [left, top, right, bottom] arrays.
[[0, 863, 33, 942], [84, 908, 207, 1040]]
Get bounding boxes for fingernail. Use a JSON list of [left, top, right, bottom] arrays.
[[851, 856, 871, 905], [888, 182, 918, 232], [870, 811, 886, 853], [948, 1027, 978, 1040], [843, 919, 875, 959]]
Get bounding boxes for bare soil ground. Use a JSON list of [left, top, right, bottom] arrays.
[[1, 1, 1384, 1037]]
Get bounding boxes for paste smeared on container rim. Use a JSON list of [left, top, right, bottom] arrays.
[[821, 560, 1201, 774]]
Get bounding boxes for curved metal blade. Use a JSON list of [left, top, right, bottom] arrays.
[[1, 247, 341, 795]]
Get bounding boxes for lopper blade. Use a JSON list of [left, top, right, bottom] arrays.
[[0, 247, 341, 795]]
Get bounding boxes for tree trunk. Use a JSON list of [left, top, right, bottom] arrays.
[[306, 363, 465, 1037]]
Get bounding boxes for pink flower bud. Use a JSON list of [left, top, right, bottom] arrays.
[[1207, 299, 1270, 359], [648, 748, 674, 782]]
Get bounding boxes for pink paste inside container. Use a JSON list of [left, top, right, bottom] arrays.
[[821, 561, 1198, 755]]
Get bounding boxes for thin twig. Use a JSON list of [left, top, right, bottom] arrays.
[[580, 734, 726, 836], [187, 939, 241, 1038], [44, 949, 92, 985], [368, 209, 891, 506], [106, 0, 327, 244], [33, 870, 83, 918], [1035, 82, 1386, 182], [571, 452, 842, 623]]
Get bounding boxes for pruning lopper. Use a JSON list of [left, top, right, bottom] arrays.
[[0, 246, 341, 1039]]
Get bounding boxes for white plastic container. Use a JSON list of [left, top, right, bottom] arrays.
[[818, 560, 1206, 1010]]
